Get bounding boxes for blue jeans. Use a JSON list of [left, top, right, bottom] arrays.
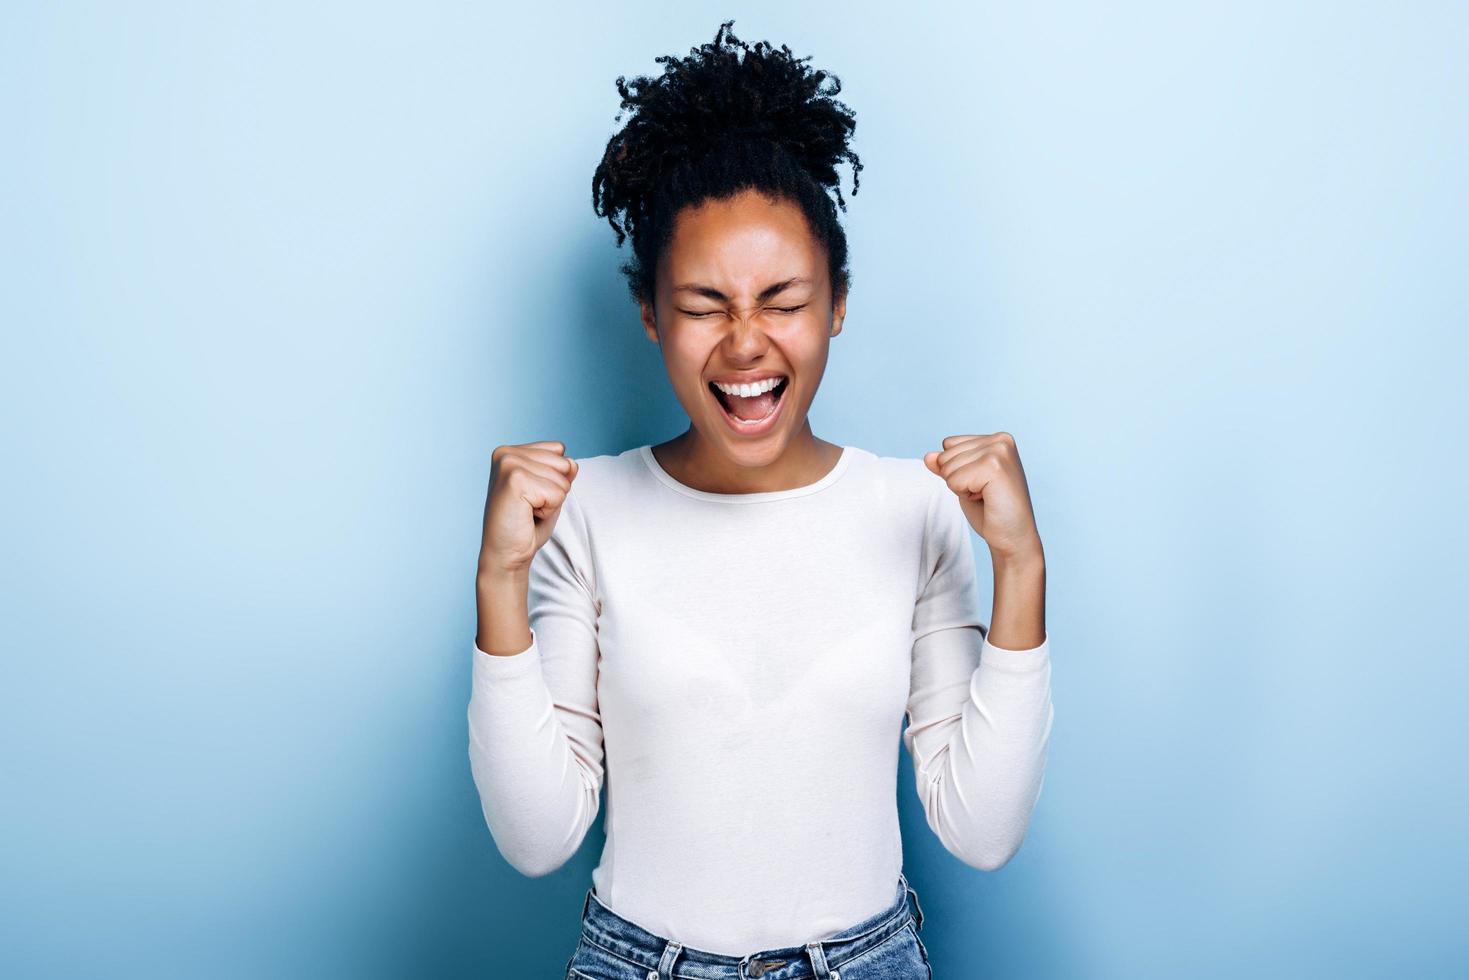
[[564, 872, 932, 979]]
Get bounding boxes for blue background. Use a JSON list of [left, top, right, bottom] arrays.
[[3, 2, 1464, 977]]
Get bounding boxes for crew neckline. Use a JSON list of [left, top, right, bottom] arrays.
[[638, 444, 854, 503]]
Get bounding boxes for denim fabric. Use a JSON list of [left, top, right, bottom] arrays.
[[563, 873, 932, 980]]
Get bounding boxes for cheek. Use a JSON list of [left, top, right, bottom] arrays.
[[787, 327, 831, 372], [661, 337, 712, 389]]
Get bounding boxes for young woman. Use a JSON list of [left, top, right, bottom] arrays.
[[470, 21, 1053, 980]]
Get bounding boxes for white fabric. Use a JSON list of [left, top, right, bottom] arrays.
[[467, 444, 1053, 956]]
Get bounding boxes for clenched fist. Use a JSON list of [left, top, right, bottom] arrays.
[[479, 440, 579, 578], [924, 432, 1043, 565]]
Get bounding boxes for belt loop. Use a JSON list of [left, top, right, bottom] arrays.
[[654, 940, 683, 979], [902, 874, 925, 931], [805, 940, 833, 979]]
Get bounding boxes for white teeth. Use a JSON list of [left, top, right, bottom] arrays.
[[712, 377, 783, 397]]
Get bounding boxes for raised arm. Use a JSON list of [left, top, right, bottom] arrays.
[[903, 484, 1053, 871], [467, 444, 604, 877]]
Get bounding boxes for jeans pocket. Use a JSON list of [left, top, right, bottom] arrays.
[[565, 935, 647, 980], [828, 920, 930, 979]]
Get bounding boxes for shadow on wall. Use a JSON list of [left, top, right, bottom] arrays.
[[510, 229, 689, 460]]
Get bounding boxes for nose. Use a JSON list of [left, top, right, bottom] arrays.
[[719, 313, 771, 358]]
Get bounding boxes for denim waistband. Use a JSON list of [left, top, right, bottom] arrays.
[[575, 873, 926, 980]]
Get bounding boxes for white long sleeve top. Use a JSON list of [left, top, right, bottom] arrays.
[[467, 443, 1053, 956]]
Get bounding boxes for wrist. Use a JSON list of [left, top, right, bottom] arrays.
[[991, 537, 1045, 575], [477, 562, 530, 588]]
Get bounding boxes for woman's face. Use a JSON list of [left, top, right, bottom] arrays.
[[639, 188, 846, 467]]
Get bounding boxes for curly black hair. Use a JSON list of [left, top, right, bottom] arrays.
[[592, 20, 863, 307]]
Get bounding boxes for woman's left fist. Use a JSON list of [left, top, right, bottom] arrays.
[[924, 432, 1044, 564]]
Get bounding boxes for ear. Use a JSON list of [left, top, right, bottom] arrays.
[[638, 297, 658, 344], [830, 285, 847, 338]]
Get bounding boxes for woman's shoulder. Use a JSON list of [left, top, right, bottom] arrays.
[[844, 445, 946, 499], [562, 446, 647, 510]]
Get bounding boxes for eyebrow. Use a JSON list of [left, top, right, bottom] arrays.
[[672, 277, 811, 303]]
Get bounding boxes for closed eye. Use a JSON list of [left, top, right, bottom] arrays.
[[678, 304, 807, 318]]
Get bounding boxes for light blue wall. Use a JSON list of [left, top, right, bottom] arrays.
[[2, 2, 1464, 977]]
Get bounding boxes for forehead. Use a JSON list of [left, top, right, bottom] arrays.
[[659, 190, 824, 290]]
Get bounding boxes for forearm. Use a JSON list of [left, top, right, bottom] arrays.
[[467, 633, 602, 877], [908, 622, 1053, 871], [468, 569, 603, 877], [476, 568, 533, 656], [986, 542, 1045, 652]]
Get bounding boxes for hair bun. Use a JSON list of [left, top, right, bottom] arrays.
[[592, 20, 863, 303], [599, 19, 862, 241]]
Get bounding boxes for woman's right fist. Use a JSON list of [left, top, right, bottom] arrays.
[[479, 440, 579, 577]]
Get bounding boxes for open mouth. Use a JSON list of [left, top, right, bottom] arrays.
[[708, 376, 790, 426]]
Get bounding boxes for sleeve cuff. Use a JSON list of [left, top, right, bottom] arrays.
[[472, 629, 541, 678], [980, 629, 1050, 671]]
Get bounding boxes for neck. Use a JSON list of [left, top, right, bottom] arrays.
[[654, 421, 842, 494]]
